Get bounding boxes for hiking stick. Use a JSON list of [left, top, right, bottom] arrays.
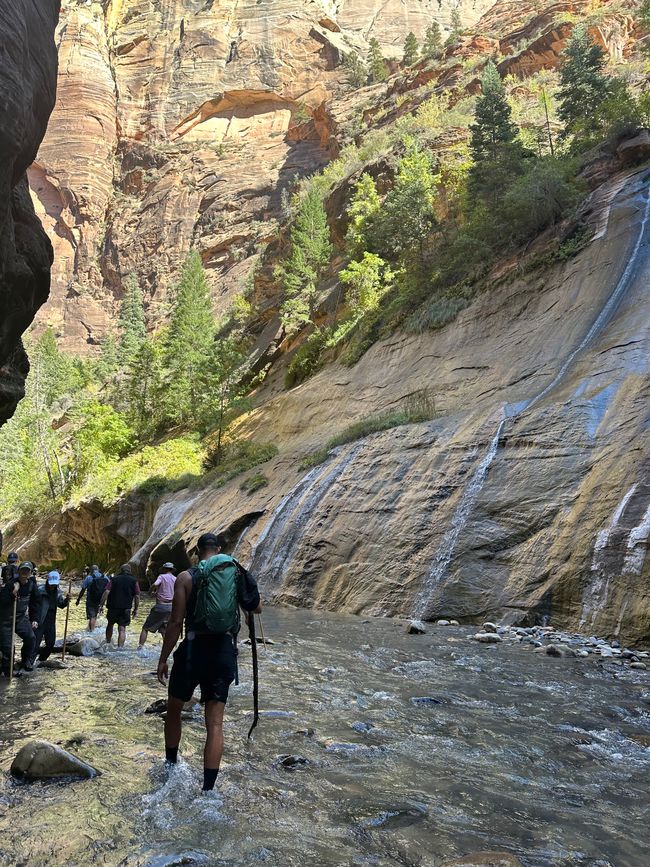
[[257, 613, 267, 648], [8, 590, 17, 683], [247, 612, 259, 740], [61, 579, 72, 662]]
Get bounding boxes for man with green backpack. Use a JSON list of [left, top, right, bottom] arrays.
[[156, 532, 261, 791]]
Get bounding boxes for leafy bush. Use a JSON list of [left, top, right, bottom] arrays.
[[285, 328, 332, 388], [240, 473, 269, 494], [406, 291, 473, 334], [204, 438, 278, 476]]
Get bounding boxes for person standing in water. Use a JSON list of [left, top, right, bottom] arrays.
[[157, 533, 261, 791], [99, 564, 140, 647], [0, 562, 39, 673], [138, 563, 176, 649], [31, 571, 69, 664], [76, 564, 108, 631]]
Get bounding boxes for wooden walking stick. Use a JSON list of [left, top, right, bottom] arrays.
[[61, 579, 72, 662], [8, 589, 18, 684], [247, 612, 259, 740], [257, 612, 267, 648]]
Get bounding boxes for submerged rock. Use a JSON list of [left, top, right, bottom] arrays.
[[472, 633, 502, 644], [482, 622, 498, 634], [145, 699, 168, 715], [11, 740, 98, 780], [440, 852, 523, 867], [38, 659, 67, 670], [630, 662, 647, 670], [275, 754, 309, 770], [67, 638, 100, 657], [406, 620, 427, 634]]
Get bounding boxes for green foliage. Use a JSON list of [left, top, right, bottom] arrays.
[[163, 250, 216, 425], [278, 188, 332, 336], [240, 473, 268, 494], [469, 62, 529, 205], [300, 390, 437, 468], [203, 336, 250, 460], [118, 274, 146, 363], [422, 21, 442, 60], [341, 252, 393, 311], [284, 328, 331, 388], [367, 38, 387, 83], [124, 335, 164, 440], [71, 436, 204, 506], [403, 32, 419, 67], [344, 51, 367, 88], [405, 290, 473, 334], [447, 7, 464, 45], [557, 24, 611, 146], [30, 328, 83, 407], [204, 438, 278, 477], [96, 331, 120, 381], [346, 173, 381, 258], [70, 400, 134, 486]]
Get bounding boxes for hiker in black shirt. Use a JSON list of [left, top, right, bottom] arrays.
[[76, 564, 108, 631], [99, 564, 140, 647], [31, 570, 69, 664], [0, 562, 38, 674], [1, 552, 19, 585]]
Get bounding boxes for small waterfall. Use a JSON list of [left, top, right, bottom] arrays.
[[621, 502, 650, 576], [250, 442, 364, 590], [414, 416, 506, 618], [526, 186, 650, 413], [579, 484, 638, 627]]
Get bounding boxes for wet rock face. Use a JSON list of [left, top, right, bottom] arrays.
[[0, 0, 60, 424]]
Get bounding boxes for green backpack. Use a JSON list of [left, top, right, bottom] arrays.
[[193, 554, 240, 635]]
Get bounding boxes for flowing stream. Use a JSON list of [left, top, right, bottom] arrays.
[[0, 604, 649, 867]]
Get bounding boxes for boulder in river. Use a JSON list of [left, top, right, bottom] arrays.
[[38, 659, 67, 670], [440, 852, 523, 867], [472, 632, 502, 644], [482, 622, 498, 634], [275, 754, 309, 770], [545, 644, 576, 658], [11, 740, 98, 780], [630, 662, 647, 670], [436, 619, 451, 626], [406, 620, 427, 634], [145, 699, 168, 715], [67, 638, 100, 657]]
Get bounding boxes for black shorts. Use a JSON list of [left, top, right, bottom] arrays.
[[168, 635, 237, 704], [86, 600, 99, 619], [107, 607, 131, 627]]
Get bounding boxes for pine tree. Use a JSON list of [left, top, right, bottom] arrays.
[[343, 51, 367, 88], [447, 6, 464, 45], [204, 337, 249, 461], [422, 22, 442, 60], [118, 274, 146, 363], [403, 32, 419, 67], [557, 24, 611, 144], [163, 250, 215, 425], [367, 38, 387, 83], [468, 62, 528, 204], [96, 331, 120, 381], [124, 336, 162, 439], [639, 1, 650, 53], [279, 188, 332, 335], [346, 173, 382, 259]]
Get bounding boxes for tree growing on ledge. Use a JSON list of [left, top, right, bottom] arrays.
[[446, 6, 464, 46], [367, 38, 387, 82], [403, 32, 419, 67], [118, 274, 146, 363], [343, 50, 367, 88], [278, 188, 332, 336], [422, 21, 442, 60], [557, 24, 611, 146], [469, 62, 528, 206]]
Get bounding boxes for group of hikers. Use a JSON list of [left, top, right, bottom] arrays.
[[0, 533, 262, 792]]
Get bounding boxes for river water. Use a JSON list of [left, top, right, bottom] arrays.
[[0, 604, 648, 867]]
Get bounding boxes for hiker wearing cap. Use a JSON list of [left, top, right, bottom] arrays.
[[0, 562, 39, 673], [1, 552, 19, 585], [138, 563, 176, 650], [157, 532, 261, 792], [76, 564, 108, 631], [31, 571, 70, 665], [99, 563, 140, 647]]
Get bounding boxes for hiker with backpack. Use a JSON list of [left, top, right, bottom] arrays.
[[76, 564, 108, 631], [138, 562, 177, 649], [156, 532, 261, 792], [31, 570, 69, 665], [99, 563, 140, 647]]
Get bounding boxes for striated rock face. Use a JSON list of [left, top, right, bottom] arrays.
[[0, 0, 60, 423], [32, 0, 496, 349]]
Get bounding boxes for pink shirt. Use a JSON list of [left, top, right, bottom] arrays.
[[152, 572, 176, 604]]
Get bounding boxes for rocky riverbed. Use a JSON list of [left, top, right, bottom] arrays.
[[0, 605, 648, 866]]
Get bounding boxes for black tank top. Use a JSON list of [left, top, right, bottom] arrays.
[[107, 573, 137, 609]]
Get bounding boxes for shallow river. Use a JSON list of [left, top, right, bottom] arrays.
[[0, 605, 648, 867]]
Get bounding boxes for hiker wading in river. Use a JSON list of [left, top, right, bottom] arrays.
[[100, 564, 140, 647], [139, 562, 176, 649], [31, 570, 69, 665], [157, 533, 261, 791], [76, 564, 108, 631]]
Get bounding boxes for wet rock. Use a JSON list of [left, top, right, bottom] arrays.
[[293, 728, 315, 738], [275, 754, 309, 770], [577, 650, 590, 658], [351, 721, 375, 733], [11, 740, 98, 780], [546, 644, 577, 658], [411, 696, 445, 706], [440, 851, 523, 867], [472, 632, 502, 644], [630, 662, 647, 670], [449, 620, 460, 626], [145, 699, 168, 715], [406, 620, 427, 634], [242, 636, 275, 645], [482, 622, 498, 634], [67, 638, 100, 657], [38, 659, 67, 670], [436, 619, 451, 626]]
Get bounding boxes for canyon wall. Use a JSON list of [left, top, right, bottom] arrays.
[[0, 0, 60, 423]]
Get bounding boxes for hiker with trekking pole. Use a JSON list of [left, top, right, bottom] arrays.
[[156, 532, 261, 791]]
